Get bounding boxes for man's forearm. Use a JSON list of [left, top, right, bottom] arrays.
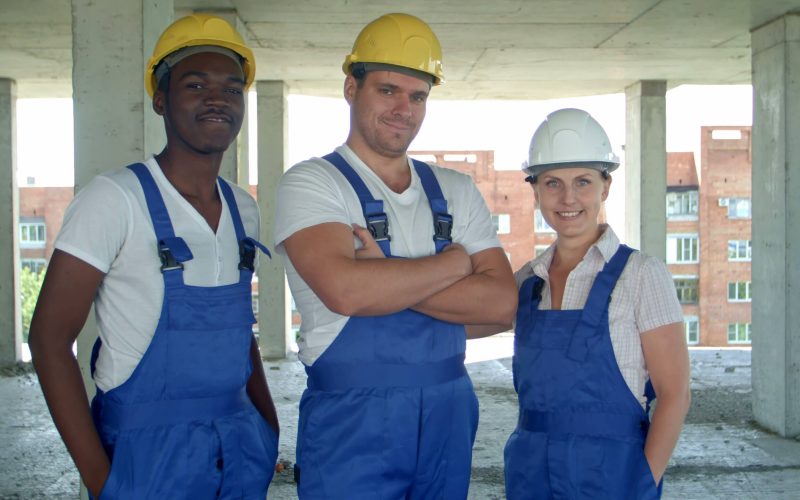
[[31, 343, 110, 498], [411, 271, 517, 325]]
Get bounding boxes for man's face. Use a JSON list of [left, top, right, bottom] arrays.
[[153, 51, 246, 155], [345, 70, 430, 159]]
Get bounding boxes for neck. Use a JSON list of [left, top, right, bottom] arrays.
[[345, 138, 412, 193], [155, 148, 221, 201], [552, 225, 604, 272]]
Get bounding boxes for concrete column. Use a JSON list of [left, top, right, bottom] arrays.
[[72, 0, 173, 399], [256, 81, 290, 359], [0, 79, 21, 366], [624, 81, 667, 260], [751, 13, 800, 438]]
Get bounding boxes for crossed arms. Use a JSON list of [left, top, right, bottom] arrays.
[[281, 222, 517, 328]]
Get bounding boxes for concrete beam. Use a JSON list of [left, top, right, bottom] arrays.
[[0, 79, 21, 367], [751, 13, 800, 438], [256, 81, 290, 359], [624, 81, 667, 259]]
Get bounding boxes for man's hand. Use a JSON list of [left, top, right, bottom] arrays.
[[352, 224, 386, 260]]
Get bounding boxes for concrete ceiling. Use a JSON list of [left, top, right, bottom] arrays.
[[2, 0, 800, 99]]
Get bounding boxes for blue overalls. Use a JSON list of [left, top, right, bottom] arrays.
[[504, 245, 662, 500], [293, 152, 479, 499], [90, 163, 278, 499]]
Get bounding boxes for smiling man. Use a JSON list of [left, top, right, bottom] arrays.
[[274, 12, 517, 499], [29, 14, 278, 499]]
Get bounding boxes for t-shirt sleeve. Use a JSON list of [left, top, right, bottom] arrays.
[[273, 161, 351, 247], [634, 255, 685, 334], [455, 176, 503, 256], [54, 176, 132, 273]]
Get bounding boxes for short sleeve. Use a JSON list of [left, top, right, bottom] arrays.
[[634, 256, 684, 333], [54, 176, 133, 273], [273, 161, 352, 247], [454, 177, 502, 256]]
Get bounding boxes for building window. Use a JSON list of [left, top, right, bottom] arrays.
[[684, 316, 699, 345], [666, 234, 699, 263], [666, 191, 698, 219], [727, 322, 751, 344], [21, 259, 47, 274], [727, 281, 752, 302], [20, 221, 46, 248], [673, 277, 699, 304], [728, 240, 752, 261], [719, 197, 751, 219], [492, 214, 511, 235], [534, 210, 554, 233]]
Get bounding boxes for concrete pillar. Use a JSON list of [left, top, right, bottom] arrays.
[[751, 13, 800, 438], [71, 0, 172, 400], [624, 81, 667, 260], [0, 79, 21, 367], [256, 81, 290, 359]]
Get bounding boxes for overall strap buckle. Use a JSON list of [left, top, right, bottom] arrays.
[[366, 213, 391, 242], [239, 239, 256, 271], [433, 212, 453, 244], [158, 243, 184, 272]]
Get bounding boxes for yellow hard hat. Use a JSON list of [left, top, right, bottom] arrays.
[[145, 13, 255, 97], [343, 13, 445, 85]]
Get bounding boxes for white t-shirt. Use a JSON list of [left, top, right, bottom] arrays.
[[55, 157, 260, 392], [274, 145, 502, 366], [513, 225, 684, 407]]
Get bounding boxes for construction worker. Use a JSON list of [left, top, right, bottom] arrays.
[[273, 12, 517, 499], [29, 14, 278, 499], [483, 108, 690, 498]]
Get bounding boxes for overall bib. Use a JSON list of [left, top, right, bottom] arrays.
[[90, 163, 278, 499], [294, 153, 479, 499], [504, 245, 661, 500]]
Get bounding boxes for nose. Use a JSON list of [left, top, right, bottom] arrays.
[[561, 184, 577, 204], [391, 95, 412, 117], [204, 86, 230, 107]]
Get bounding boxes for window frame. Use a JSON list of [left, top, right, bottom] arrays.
[[666, 234, 699, 264], [727, 322, 751, 344], [727, 281, 752, 302]]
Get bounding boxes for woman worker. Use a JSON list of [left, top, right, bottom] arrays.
[[498, 108, 691, 499]]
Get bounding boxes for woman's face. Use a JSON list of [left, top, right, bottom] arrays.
[[533, 167, 611, 240]]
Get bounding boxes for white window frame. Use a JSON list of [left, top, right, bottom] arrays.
[[722, 197, 751, 219], [19, 221, 46, 248], [666, 190, 699, 220], [727, 322, 751, 344], [684, 316, 699, 345], [666, 234, 699, 264], [728, 240, 752, 261], [534, 209, 554, 233], [727, 281, 752, 302], [492, 213, 511, 235]]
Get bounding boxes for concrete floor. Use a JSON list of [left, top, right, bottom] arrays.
[[1, 337, 799, 499]]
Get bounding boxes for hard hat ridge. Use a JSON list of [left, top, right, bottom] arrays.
[[145, 13, 255, 98]]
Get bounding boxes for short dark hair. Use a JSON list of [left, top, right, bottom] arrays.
[[156, 66, 171, 94]]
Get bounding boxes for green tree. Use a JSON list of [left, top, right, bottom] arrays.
[[20, 266, 45, 343]]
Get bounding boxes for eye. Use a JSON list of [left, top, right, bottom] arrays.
[[225, 87, 243, 95], [576, 178, 591, 187], [186, 82, 204, 90], [412, 93, 428, 103], [545, 179, 560, 188], [379, 87, 393, 95]]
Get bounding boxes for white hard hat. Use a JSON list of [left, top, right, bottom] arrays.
[[523, 108, 620, 179]]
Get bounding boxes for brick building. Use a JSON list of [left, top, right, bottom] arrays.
[[667, 126, 752, 347], [18, 186, 73, 273], [19, 140, 752, 347]]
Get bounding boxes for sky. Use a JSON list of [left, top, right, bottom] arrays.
[[17, 85, 753, 234]]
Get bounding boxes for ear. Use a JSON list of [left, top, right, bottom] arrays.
[[343, 75, 357, 105], [152, 90, 166, 116], [601, 174, 612, 202]]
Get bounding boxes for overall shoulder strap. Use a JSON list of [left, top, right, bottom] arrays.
[[567, 245, 635, 361], [323, 152, 391, 257], [412, 159, 453, 254], [217, 178, 271, 278], [127, 163, 192, 283]]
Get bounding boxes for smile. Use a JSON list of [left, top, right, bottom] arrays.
[[557, 211, 582, 218]]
